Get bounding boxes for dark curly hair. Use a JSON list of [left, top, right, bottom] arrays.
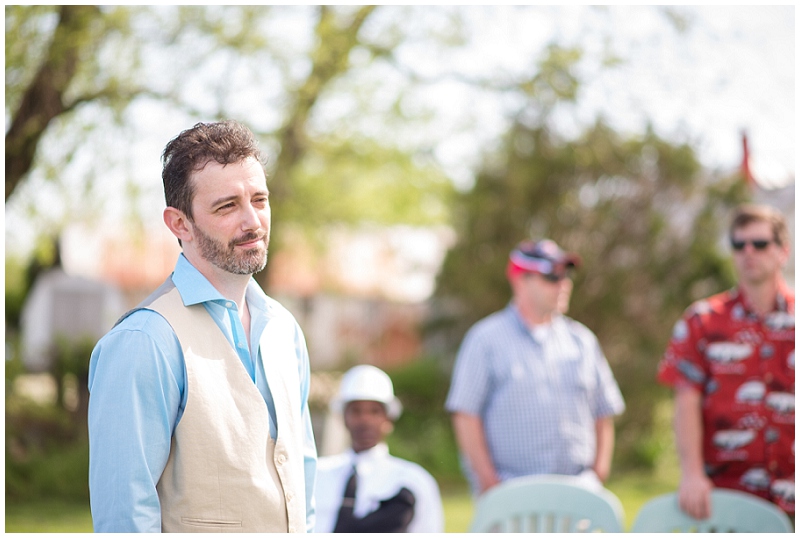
[[161, 120, 264, 221]]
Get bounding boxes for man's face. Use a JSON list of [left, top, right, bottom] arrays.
[[187, 157, 271, 276], [343, 400, 392, 453], [515, 270, 565, 317], [731, 221, 788, 287]]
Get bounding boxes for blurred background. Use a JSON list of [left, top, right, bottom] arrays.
[[5, 5, 795, 532]]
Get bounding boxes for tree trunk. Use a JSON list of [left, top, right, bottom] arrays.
[[5, 5, 101, 201], [256, 5, 376, 290]]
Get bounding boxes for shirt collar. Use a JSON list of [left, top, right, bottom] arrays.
[[171, 254, 268, 314], [506, 302, 562, 334], [734, 281, 794, 316], [349, 442, 390, 466]]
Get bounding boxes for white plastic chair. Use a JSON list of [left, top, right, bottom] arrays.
[[469, 474, 625, 533], [630, 488, 794, 533]]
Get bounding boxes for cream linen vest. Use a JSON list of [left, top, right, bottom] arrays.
[[133, 278, 307, 533]]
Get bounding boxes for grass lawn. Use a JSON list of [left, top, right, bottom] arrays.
[[5, 467, 678, 533], [5, 499, 93, 533]]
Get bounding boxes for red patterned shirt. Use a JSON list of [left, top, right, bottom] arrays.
[[657, 283, 795, 514]]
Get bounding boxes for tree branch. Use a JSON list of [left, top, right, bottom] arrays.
[[5, 5, 103, 202]]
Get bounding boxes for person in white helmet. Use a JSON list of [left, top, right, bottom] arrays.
[[314, 365, 445, 533]]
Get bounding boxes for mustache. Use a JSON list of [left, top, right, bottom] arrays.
[[231, 231, 267, 247]]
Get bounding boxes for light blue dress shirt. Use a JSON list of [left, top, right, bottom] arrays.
[[88, 254, 316, 532]]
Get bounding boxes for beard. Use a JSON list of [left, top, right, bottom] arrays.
[[194, 224, 268, 275]]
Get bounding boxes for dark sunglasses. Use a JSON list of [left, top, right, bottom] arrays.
[[523, 271, 567, 283], [541, 272, 567, 283], [731, 239, 773, 251]]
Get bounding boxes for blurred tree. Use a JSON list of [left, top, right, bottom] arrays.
[[434, 106, 751, 468], [5, 6, 458, 269], [5, 5, 145, 201]]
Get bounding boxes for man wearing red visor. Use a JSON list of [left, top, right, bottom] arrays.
[[446, 239, 625, 496]]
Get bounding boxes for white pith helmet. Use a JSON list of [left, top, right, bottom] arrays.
[[330, 365, 403, 420]]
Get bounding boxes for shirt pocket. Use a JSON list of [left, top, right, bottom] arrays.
[[180, 516, 243, 529], [558, 356, 592, 394]]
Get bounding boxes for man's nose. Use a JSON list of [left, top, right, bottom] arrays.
[[241, 204, 263, 230]]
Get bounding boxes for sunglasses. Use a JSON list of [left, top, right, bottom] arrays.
[[731, 239, 774, 251], [524, 271, 568, 283]]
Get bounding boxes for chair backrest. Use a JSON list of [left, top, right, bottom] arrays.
[[469, 474, 625, 533], [630, 488, 794, 533]]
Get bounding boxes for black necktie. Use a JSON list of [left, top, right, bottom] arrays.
[[332, 462, 416, 533], [333, 466, 358, 532]]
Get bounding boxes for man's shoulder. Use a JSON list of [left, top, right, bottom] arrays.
[[559, 315, 596, 338], [107, 307, 174, 338], [263, 294, 294, 317], [92, 308, 181, 364], [778, 281, 795, 308], [255, 287, 303, 326], [685, 289, 736, 319], [554, 317, 608, 359], [467, 307, 516, 335], [386, 454, 438, 483]]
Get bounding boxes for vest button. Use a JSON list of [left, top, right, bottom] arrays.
[[278, 454, 287, 465], [286, 492, 294, 502]]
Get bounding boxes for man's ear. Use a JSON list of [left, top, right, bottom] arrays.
[[381, 419, 394, 438], [778, 242, 791, 267], [163, 207, 192, 243]]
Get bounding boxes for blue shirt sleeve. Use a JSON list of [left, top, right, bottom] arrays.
[[568, 320, 625, 420], [445, 324, 493, 416], [588, 334, 626, 419], [88, 310, 184, 533]]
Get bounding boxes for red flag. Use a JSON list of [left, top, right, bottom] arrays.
[[741, 132, 756, 187]]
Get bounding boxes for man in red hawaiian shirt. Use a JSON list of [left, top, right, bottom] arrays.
[[658, 203, 794, 520]]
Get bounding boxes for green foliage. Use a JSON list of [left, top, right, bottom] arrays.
[[6, 6, 464, 276], [281, 136, 454, 234], [434, 118, 749, 470], [6, 333, 94, 502], [4, 5, 61, 111], [50, 337, 94, 420], [6, 436, 90, 504], [385, 358, 465, 488], [6, 394, 89, 502], [51, 337, 94, 382], [5, 255, 30, 332]]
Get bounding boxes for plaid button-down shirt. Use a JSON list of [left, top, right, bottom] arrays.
[[445, 304, 625, 493]]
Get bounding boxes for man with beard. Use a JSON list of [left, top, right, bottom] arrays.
[[88, 121, 316, 532], [315, 365, 444, 533]]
